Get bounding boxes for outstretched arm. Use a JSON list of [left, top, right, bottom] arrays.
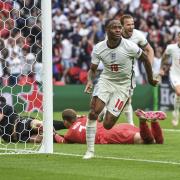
[[139, 51, 159, 86], [54, 133, 66, 144], [143, 43, 154, 65], [84, 63, 98, 93]]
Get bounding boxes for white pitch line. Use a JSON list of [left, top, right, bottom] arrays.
[[54, 152, 180, 165], [163, 129, 180, 132], [0, 151, 180, 165]]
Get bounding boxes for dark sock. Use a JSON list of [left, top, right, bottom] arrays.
[[53, 120, 66, 130], [140, 121, 154, 144], [151, 121, 164, 144]]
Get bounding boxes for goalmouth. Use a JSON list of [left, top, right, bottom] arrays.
[[0, 0, 53, 153]]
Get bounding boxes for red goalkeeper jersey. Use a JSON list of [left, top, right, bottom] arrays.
[[64, 116, 139, 144]]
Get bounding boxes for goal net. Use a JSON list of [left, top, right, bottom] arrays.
[[0, 0, 53, 153]]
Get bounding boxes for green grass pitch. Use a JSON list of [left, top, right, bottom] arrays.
[[0, 111, 180, 180]]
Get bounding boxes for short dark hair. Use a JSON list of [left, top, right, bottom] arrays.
[[120, 14, 133, 25], [62, 109, 77, 122], [104, 18, 114, 29]]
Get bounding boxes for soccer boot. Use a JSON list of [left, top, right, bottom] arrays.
[[83, 151, 94, 160], [171, 111, 179, 127], [135, 109, 166, 120], [172, 119, 179, 127]]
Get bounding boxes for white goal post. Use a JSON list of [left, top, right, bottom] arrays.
[[40, 0, 53, 153]]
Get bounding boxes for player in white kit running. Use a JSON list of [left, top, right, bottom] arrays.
[[83, 19, 159, 159], [160, 32, 180, 126], [120, 14, 154, 125]]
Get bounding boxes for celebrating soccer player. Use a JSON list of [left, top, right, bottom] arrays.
[[83, 19, 158, 159], [120, 14, 154, 125]]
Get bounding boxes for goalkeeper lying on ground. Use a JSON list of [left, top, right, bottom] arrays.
[[54, 109, 166, 144], [0, 96, 65, 143]]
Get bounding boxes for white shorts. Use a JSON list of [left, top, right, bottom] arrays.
[[93, 79, 130, 117], [169, 72, 180, 89]]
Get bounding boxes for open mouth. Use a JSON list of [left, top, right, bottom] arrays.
[[115, 34, 121, 37]]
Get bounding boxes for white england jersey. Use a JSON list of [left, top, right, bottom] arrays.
[[125, 29, 148, 48], [165, 43, 180, 75], [91, 38, 142, 88], [125, 29, 148, 88], [104, 29, 148, 89]]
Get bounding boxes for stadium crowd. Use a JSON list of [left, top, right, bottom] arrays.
[[0, 0, 180, 86]]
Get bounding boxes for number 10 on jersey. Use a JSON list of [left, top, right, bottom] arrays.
[[110, 64, 119, 72]]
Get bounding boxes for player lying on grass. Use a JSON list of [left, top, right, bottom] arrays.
[[0, 96, 65, 143], [54, 109, 166, 144]]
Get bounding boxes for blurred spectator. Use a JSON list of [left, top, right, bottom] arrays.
[[61, 34, 73, 83], [53, 41, 63, 82], [21, 48, 35, 76], [34, 57, 42, 85], [0, 39, 5, 85], [0, 48, 9, 79], [152, 47, 162, 75], [7, 51, 21, 86], [53, 9, 70, 30], [78, 36, 92, 70], [50, 0, 180, 85]]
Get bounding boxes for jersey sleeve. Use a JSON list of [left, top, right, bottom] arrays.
[[131, 42, 143, 59], [91, 45, 101, 65], [137, 31, 148, 48]]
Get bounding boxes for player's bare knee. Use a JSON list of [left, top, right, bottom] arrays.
[[88, 110, 98, 120], [103, 121, 113, 130], [103, 113, 117, 129]]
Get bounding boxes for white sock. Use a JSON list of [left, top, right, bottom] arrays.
[[173, 94, 180, 121], [86, 119, 97, 153], [124, 103, 134, 125]]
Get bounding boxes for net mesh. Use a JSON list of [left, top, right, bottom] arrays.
[[0, 0, 43, 153]]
